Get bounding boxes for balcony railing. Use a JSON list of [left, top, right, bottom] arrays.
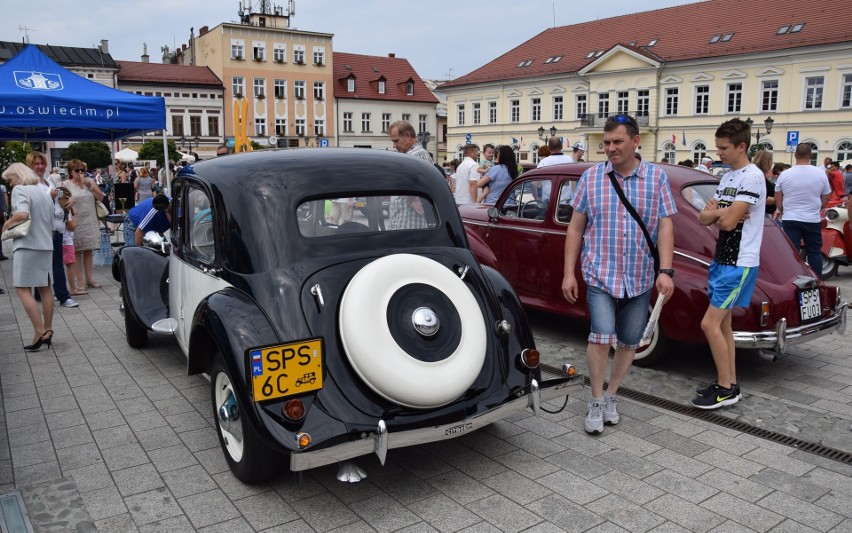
[[578, 111, 650, 127]]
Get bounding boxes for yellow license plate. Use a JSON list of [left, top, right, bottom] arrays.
[[249, 338, 323, 402]]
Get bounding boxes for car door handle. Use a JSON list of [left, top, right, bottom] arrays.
[[201, 266, 221, 276]]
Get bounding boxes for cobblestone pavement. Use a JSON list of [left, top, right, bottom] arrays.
[[1, 243, 851, 532]]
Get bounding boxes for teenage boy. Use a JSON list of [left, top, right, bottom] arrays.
[[693, 118, 766, 409]]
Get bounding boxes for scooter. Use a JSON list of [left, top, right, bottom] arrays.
[[821, 202, 851, 279]]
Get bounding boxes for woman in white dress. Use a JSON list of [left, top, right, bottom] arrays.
[[65, 159, 105, 289]]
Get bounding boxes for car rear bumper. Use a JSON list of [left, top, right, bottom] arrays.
[[733, 303, 847, 353], [289, 373, 583, 472]]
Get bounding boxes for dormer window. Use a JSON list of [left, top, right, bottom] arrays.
[[594, 50, 604, 57], [777, 25, 790, 35], [544, 55, 562, 64], [710, 34, 721, 43], [378, 79, 386, 94], [720, 32, 734, 42], [405, 81, 414, 95], [585, 51, 595, 58], [791, 23, 804, 33], [516, 59, 533, 68], [647, 38, 658, 47], [347, 77, 355, 92]]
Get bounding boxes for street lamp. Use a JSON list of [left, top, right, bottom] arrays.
[[745, 116, 774, 142], [538, 125, 558, 143], [417, 130, 431, 149]]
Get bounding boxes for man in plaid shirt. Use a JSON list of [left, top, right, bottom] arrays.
[[562, 114, 676, 435], [388, 120, 432, 230]]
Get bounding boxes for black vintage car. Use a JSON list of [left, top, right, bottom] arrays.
[[114, 148, 581, 483]]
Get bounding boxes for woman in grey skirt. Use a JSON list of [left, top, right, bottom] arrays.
[[1, 163, 55, 350]]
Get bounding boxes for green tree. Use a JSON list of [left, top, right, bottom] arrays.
[[0, 141, 32, 169], [250, 140, 264, 151], [65, 141, 112, 169], [137, 139, 181, 166]]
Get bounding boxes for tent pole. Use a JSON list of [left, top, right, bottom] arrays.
[[162, 130, 170, 194]]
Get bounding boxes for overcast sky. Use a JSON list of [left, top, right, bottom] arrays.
[[3, 0, 692, 80]]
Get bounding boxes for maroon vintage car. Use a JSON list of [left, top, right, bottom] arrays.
[[460, 162, 848, 365]]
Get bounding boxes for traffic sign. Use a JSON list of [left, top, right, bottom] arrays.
[[465, 133, 472, 144], [319, 138, 329, 148], [787, 131, 799, 146]]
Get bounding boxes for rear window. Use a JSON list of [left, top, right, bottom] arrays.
[[681, 183, 718, 211], [297, 194, 438, 237]]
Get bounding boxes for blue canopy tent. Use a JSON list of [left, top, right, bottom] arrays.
[[0, 45, 168, 182]]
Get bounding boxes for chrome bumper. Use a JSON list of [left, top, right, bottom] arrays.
[[733, 303, 847, 353], [289, 375, 583, 472]]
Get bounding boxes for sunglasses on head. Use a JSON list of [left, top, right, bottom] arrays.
[[607, 114, 638, 127]]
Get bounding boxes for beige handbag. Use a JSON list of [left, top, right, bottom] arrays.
[[1, 219, 31, 240], [95, 199, 109, 219]]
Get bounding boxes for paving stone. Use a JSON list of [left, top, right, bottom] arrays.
[[92, 424, 137, 449], [768, 518, 819, 533], [112, 463, 164, 497], [692, 430, 758, 456], [645, 470, 719, 504], [349, 493, 422, 532], [194, 446, 230, 476], [101, 442, 149, 471], [134, 424, 184, 452], [56, 442, 104, 471], [802, 467, 852, 496], [594, 449, 664, 479], [407, 492, 481, 531], [125, 410, 169, 432], [138, 515, 196, 533], [749, 467, 830, 503], [700, 493, 784, 532], [645, 493, 725, 533], [196, 517, 256, 532], [147, 443, 198, 473], [592, 469, 666, 505], [546, 448, 614, 479], [94, 512, 140, 533], [814, 490, 852, 519], [645, 429, 712, 457], [233, 490, 299, 530], [647, 522, 691, 533], [425, 468, 496, 505], [444, 449, 507, 480], [696, 468, 774, 503], [67, 462, 114, 493], [536, 469, 609, 505], [160, 464, 217, 498], [599, 429, 663, 457], [211, 470, 276, 501], [179, 488, 243, 528], [693, 448, 765, 478], [80, 485, 128, 521], [706, 519, 761, 532], [83, 408, 127, 432], [466, 493, 543, 532], [480, 469, 552, 506], [505, 430, 567, 458], [164, 410, 210, 433], [586, 493, 665, 532], [394, 447, 456, 479], [756, 490, 844, 532], [646, 447, 715, 478], [457, 429, 519, 458], [513, 412, 571, 439], [50, 423, 95, 449], [11, 439, 56, 468], [7, 422, 50, 447], [289, 491, 359, 532], [742, 447, 815, 477], [646, 414, 706, 437]]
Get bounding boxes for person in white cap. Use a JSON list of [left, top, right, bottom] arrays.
[[571, 142, 586, 162], [698, 156, 713, 173]]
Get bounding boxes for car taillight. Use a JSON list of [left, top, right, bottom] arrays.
[[562, 363, 576, 377], [520, 348, 540, 369], [282, 399, 306, 421], [296, 432, 311, 448], [761, 302, 770, 326]]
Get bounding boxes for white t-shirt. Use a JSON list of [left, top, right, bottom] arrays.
[[454, 156, 479, 205], [537, 153, 574, 167], [774, 165, 831, 223], [713, 164, 766, 267]]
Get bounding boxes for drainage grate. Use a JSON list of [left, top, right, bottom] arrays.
[[0, 491, 34, 533], [541, 364, 852, 466]]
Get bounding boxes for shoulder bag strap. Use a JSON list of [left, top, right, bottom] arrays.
[[607, 171, 660, 274]]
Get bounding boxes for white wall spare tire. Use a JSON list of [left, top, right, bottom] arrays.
[[339, 254, 487, 408]]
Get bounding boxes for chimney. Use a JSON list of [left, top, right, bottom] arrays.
[[388, 53, 395, 58], [200, 25, 209, 36], [99, 39, 109, 54], [141, 43, 149, 63]]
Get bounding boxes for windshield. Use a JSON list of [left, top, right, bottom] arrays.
[[681, 183, 718, 211]]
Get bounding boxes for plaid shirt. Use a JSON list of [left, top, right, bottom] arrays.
[[569, 160, 677, 298]]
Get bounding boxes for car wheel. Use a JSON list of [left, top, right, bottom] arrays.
[[210, 354, 282, 484], [339, 254, 487, 409], [122, 288, 148, 348], [632, 318, 668, 367], [822, 254, 839, 279]]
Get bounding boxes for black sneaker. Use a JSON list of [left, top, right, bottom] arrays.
[[691, 384, 739, 410], [697, 382, 741, 400]]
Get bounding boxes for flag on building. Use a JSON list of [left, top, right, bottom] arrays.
[[520, 136, 524, 148], [682, 130, 687, 146], [671, 133, 676, 144], [511, 137, 519, 145]]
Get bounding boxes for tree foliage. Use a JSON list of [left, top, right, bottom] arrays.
[[65, 141, 112, 170], [137, 139, 181, 166], [0, 141, 32, 170]]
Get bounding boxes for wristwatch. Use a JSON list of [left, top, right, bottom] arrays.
[[659, 269, 675, 278]]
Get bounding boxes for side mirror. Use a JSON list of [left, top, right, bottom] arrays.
[[487, 207, 500, 220]]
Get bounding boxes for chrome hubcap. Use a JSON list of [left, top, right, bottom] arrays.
[[412, 307, 440, 337]]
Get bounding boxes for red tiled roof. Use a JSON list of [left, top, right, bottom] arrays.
[[444, 0, 852, 88], [333, 52, 438, 103], [117, 61, 223, 87]]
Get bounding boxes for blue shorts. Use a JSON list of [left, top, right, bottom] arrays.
[[708, 261, 758, 309], [587, 285, 652, 349]]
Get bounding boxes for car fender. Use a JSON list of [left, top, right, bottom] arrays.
[[117, 246, 169, 329], [465, 227, 499, 269]]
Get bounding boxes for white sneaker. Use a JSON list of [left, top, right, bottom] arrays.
[[603, 394, 619, 425], [61, 298, 79, 308], [585, 400, 604, 434]]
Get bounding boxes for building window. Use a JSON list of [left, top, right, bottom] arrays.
[[255, 117, 266, 136], [597, 92, 609, 117], [232, 76, 244, 97], [616, 91, 629, 114], [294, 49, 305, 64], [207, 116, 219, 136], [402, 113, 410, 122], [576, 94, 587, 118], [172, 115, 184, 136], [313, 81, 325, 100], [695, 85, 709, 115], [692, 142, 707, 164], [273, 46, 285, 63], [253, 44, 265, 61], [189, 116, 201, 136], [275, 118, 286, 136], [347, 77, 355, 92], [313, 49, 325, 65], [835, 141, 852, 162], [531, 98, 541, 122], [314, 119, 324, 136], [806, 141, 819, 165], [553, 96, 563, 121], [254, 78, 265, 98], [419, 114, 427, 133], [761, 80, 779, 112], [294, 81, 305, 100], [405, 81, 414, 95], [274, 79, 286, 99], [378, 79, 386, 94], [636, 90, 649, 117], [295, 118, 306, 136], [473, 102, 481, 125], [841, 74, 852, 108], [343, 113, 353, 133], [662, 142, 676, 162], [726, 83, 742, 113], [457, 104, 465, 126], [231, 42, 244, 60], [381, 113, 391, 133], [805, 76, 824, 110], [361, 112, 371, 132], [665, 88, 679, 116], [488, 101, 497, 124], [510, 99, 520, 123]]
